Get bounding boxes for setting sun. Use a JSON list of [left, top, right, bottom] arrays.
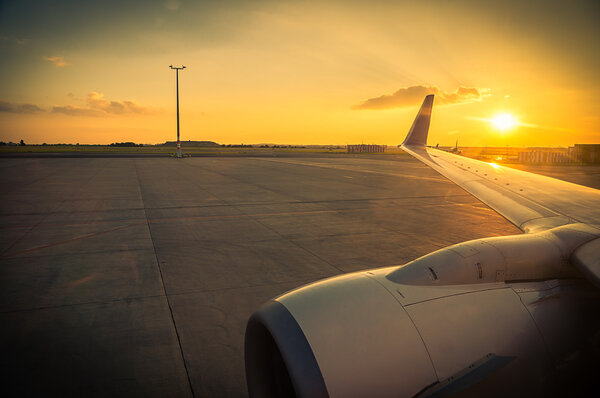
[[490, 113, 518, 132]]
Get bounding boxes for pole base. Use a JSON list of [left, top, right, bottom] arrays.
[[176, 149, 183, 158]]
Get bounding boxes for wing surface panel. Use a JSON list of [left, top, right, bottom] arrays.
[[402, 145, 600, 232]]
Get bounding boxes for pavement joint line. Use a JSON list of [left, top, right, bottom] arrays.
[[0, 207, 148, 217], [173, 160, 350, 276], [282, 236, 347, 274], [165, 278, 324, 297], [182, 159, 300, 201], [0, 246, 155, 261], [0, 193, 475, 218], [0, 159, 111, 256], [134, 159, 196, 398], [0, 201, 494, 257], [150, 231, 388, 252], [0, 209, 340, 257], [0, 220, 40, 257], [0, 176, 88, 256], [1, 162, 76, 196], [1, 222, 147, 258], [0, 158, 38, 169], [219, 155, 437, 189], [161, 235, 417, 260], [0, 294, 167, 315], [0, 197, 68, 257], [327, 201, 498, 237], [251, 157, 455, 183], [175, 161, 350, 274], [0, 218, 149, 229], [243, 208, 347, 274], [0, 202, 475, 229]]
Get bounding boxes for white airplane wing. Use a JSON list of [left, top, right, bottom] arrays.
[[245, 95, 600, 398], [401, 95, 600, 233]]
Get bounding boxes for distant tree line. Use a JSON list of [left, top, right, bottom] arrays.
[[0, 139, 26, 146], [0, 141, 151, 147]]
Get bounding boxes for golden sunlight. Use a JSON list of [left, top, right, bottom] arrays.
[[490, 113, 518, 132]]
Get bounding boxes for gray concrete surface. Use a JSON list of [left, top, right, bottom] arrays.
[[1, 155, 597, 397]]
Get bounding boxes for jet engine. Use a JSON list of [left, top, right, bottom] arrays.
[[245, 224, 600, 397]]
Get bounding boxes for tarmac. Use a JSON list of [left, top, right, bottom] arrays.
[[1, 154, 597, 397]]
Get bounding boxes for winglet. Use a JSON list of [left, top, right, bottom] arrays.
[[402, 94, 434, 147]]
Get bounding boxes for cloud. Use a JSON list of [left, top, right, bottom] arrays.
[[51, 104, 102, 117], [52, 92, 157, 116], [85, 92, 154, 115], [0, 100, 45, 114], [353, 85, 489, 110], [43, 55, 69, 67], [438, 86, 488, 105]]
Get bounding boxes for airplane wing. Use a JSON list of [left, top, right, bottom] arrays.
[[245, 95, 600, 398], [401, 95, 600, 233]]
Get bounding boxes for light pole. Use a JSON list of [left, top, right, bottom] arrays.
[[169, 65, 186, 158]]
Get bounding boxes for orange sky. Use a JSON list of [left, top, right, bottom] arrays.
[[1, 0, 599, 146]]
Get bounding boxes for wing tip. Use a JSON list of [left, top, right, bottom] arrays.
[[402, 95, 435, 147]]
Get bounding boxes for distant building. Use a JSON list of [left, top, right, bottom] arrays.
[[347, 144, 385, 153], [573, 144, 600, 164], [517, 149, 572, 163], [517, 144, 600, 164]]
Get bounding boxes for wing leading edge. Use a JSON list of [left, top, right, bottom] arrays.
[[400, 96, 600, 233]]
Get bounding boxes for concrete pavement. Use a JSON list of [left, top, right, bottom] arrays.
[[3, 154, 591, 397]]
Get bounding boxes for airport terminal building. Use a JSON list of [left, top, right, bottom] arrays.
[[518, 144, 600, 164]]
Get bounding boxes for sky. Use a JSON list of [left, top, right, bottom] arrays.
[[0, 0, 599, 146]]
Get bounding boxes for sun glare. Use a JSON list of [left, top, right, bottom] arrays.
[[490, 113, 518, 132]]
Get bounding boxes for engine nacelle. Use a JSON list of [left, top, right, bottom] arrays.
[[245, 224, 600, 397], [387, 223, 598, 285], [246, 272, 437, 398]]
